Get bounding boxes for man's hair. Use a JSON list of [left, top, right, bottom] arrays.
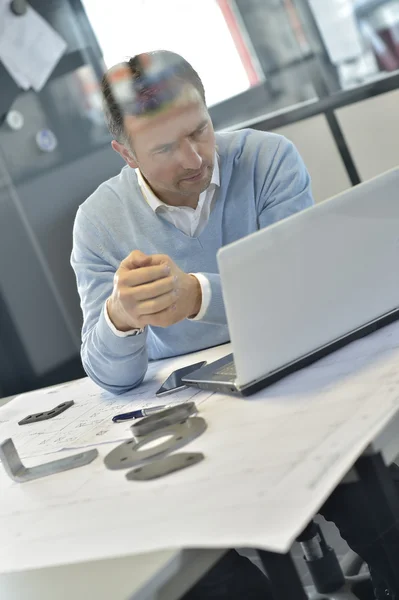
[[101, 50, 206, 143]]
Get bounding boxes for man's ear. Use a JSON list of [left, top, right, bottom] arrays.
[[111, 140, 138, 169]]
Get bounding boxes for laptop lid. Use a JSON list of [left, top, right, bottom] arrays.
[[217, 168, 399, 388]]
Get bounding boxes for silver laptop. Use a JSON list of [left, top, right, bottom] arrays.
[[182, 168, 399, 396]]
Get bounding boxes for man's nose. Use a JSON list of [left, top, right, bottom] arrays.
[[179, 139, 202, 170]]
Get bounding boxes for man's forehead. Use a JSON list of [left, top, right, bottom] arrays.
[[123, 88, 206, 146]]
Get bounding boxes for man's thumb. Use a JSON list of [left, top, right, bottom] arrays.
[[122, 250, 152, 270]]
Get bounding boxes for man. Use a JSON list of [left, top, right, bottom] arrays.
[[71, 51, 399, 599]]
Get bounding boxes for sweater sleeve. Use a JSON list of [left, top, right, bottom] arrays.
[[257, 136, 314, 227], [195, 136, 314, 326], [70, 207, 148, 394]]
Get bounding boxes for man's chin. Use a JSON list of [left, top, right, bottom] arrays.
[[178, 168, 213, 194]]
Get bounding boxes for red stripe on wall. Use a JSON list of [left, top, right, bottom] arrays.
[[216, 0, 260, 86]]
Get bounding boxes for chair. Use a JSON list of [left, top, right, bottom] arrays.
[[297, 520, 372, 600]]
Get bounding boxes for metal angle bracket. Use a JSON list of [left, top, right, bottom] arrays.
[[0, 438, 98, 483], [104, 416, 207, 471]]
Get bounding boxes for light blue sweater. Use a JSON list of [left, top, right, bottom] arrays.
[[71, 129, 314, 393]]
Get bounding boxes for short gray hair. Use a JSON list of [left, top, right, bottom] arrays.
[[101, 50, 206, 142]]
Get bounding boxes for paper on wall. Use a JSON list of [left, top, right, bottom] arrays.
[[0, 1, 67, 91]]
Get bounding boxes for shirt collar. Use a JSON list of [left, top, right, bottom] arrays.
[[137, 151, 220, 213], [211, 151, 220, 187]]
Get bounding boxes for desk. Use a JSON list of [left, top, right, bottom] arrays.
[[2, 321, 399, 599], [0, 548, 226, 600]]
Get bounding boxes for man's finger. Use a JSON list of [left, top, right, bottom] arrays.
[[138, 290, 177, 316], [144, 253, 171, 267], [121, 250, 152, 270], [132, 275, 176, 301], [127, 265, 171, 286], [118, 264, 171, 287], [144, 303, 178, 328]]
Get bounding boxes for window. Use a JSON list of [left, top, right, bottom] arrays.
[[81, 0, 399, 131], [82, 0, 263, 107]]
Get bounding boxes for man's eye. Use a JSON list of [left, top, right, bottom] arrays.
[[196, 125, 207, 136], [157, 146, 171, 154]]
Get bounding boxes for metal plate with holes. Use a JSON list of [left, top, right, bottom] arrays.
[[104, 417, 207, 471], [18, 400, 74, 425], [0, 438, 98, 483], [126, 452, 204, 481], [131, 402, 197, 438]]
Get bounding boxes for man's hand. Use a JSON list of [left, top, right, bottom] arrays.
[[107, 250, 202, 331]]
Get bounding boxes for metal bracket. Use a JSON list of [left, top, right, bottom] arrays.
[[18, 400, 74, 425], [104, 416, 207, 471], [126, 452, 204, 481], [131, 402, 197, 438], [0, 438, 98, 483]]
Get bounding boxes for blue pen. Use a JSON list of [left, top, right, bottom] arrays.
[[112, 406, 166, 423]]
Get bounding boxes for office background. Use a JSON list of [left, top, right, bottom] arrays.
[[1, 0, 399, 398]]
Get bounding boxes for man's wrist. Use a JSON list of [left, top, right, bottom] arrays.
[[106, 298, 140, 333], [188, 275, 202, 318]]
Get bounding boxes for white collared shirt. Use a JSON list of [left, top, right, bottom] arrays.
[[105, 156, 219, 337]]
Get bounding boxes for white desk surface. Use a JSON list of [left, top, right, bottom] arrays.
[[0, 393, 226, 600], [2, 321, 399, 592], [0, 548, 226, 600], [0, 392, 225, 600]]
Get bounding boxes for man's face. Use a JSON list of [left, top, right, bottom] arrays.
[[114, 87, 216, 202]]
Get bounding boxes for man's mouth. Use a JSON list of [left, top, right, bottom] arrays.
[[181, 167, 206, 182]]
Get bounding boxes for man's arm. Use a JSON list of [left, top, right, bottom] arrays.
[[257, 136, 314, 228], [192, 136, 314, 326], [71, 208, 149, 394]]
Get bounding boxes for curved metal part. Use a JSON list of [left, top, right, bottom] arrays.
[[131, 402, 197, 438], [0, 438, 98, 483], [104, 417, 207, 471], [126, 452, 205, 481]]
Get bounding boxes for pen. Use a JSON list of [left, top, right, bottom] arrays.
[[112, 406, 166, 423]]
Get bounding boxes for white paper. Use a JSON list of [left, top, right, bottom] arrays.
[[0, 48, 30, 89], [0, 2, 67, 91], [0, 345, 227, 458], [308, 0, 364, 64], [1, 324, 399, 573]]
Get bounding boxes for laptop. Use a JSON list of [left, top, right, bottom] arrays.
[[182, 168, 399, 396]]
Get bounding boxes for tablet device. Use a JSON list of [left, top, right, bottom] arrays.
[[156, 361, 207, 397]]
